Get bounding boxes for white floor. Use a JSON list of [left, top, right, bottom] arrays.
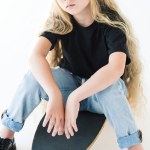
[[0, 101, 150, 150]]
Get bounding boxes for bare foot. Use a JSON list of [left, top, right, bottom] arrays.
[[128, 144, 144, 150], [0, 125, 15, 139]]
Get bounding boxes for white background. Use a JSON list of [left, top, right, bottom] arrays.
[[0, 0, 150, 149]]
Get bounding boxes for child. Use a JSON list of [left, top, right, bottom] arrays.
[[0, 0, 145, 149]]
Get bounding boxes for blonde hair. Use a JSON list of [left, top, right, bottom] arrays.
[[37, 0, 147, 117]]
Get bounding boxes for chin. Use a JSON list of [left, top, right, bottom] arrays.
[[64, 9, 83, 16]]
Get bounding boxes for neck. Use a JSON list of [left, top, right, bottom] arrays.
[[72, 5, 94, 27]]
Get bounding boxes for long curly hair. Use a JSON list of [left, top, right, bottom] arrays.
[[37, 0, 147, 117]]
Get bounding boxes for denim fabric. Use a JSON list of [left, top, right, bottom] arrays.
[[0, 66, 142, 149]]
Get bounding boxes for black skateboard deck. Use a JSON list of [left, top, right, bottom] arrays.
[[32, 111, 106, 150]]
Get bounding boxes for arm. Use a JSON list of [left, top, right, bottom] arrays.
[[28, 36, 61, 98], [28, 36, 66, 136], [71, 52, 126, 102]]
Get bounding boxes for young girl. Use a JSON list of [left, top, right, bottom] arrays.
[[0, 0, 145, 149]]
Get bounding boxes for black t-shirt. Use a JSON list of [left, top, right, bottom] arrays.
[[39, 15, 131, 79]]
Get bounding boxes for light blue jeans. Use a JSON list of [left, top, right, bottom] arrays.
[[1, 66, 142, 149]]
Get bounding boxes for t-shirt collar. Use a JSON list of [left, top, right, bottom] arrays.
[[70, 15, 97, 30]]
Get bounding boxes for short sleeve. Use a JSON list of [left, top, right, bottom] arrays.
[[39, 31, 58, 50], [105, 25, 131, 65]]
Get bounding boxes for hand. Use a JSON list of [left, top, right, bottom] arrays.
[[42, 91, 65, 137], [64, 94, 80, 139]]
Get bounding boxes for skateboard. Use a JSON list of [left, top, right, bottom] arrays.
[[32, 111, 106, 150]]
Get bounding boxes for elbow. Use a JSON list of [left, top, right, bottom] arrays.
[[27, 54, 40, 68], [117, 64, 125, 77], [118, 69, 124, 77], [28, 55, 34, 67], [28, 52, 42, 62], [27, 53, 46, 68], [115, 67, 125, 78], [108, 63, 125, 77]]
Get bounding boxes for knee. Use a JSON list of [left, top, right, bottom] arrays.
[[94, 79, 123, 104], [95, 82, 117, 97], [18, 70, 42, 94]]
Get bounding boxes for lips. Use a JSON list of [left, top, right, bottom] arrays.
[[66, 4, 75, 8]]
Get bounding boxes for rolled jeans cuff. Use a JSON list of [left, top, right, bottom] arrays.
[[117, 129, 143, 149], [1, 109, 24, 132]]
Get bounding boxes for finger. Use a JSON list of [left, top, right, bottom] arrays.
[[67, 120, 74, 136], [65, 119, 70, 139], [58, 127, 63, 135], [47, 117, 55, 133], [71, 119, 78, 132], [65, 126, 70, 139], [58, 119, 64, 135], [43, 114, 51, 127], [52, 118, 60, 137]]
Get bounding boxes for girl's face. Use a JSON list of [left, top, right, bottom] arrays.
[[56, 0, 91, 15]]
